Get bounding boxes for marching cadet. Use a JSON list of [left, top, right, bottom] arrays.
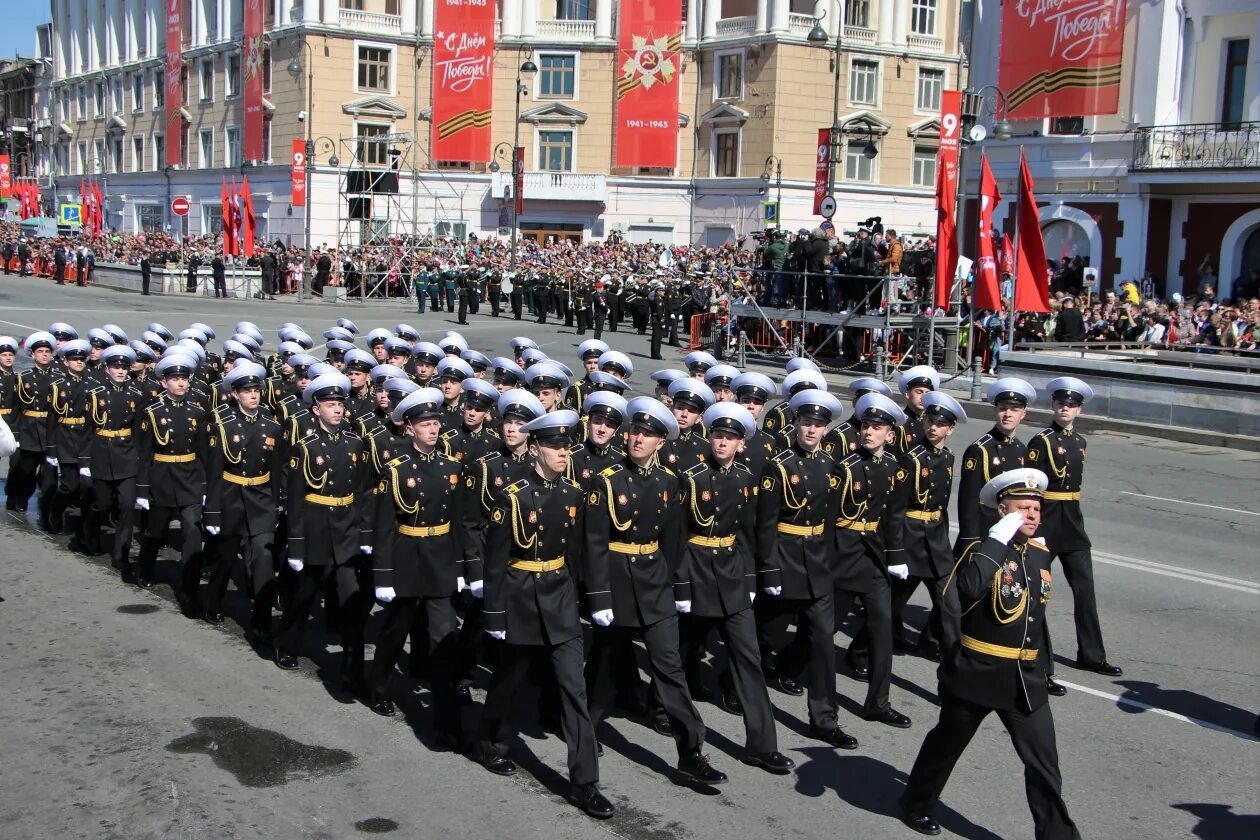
[[0, 336, 18, 479], [509, 337, 537, 369], [411, 342, 443, 388], [900, 469, 1081, 840], [342, 349, 378, 425], [8, 331, 58, 520], [1028, 377, 1122, 680], [368, 387, 467, 744], [823, 377, 892, 459], [460, 349, 492, 379], [526, 361, 570, 413], [435, 357, 475, 433], [563, 340, 610, 411], [731, 373, 779, 478], [651, 368, 686, 407], [441, 377, 502, 466], [662, 377, 714, 471], [77, 344, 143, 568], [274, 372, 372, 692], [134, 353, 209, 609], [129, 342, 163, 406], [703, 364, 740, 403], [202, 362, 284, 643], [596, 350, 633, 387], [676, 402, 796, 774], [568, 392, 627, 492], [755, 389, 860, 751], [583, 397, 729, 786], [46, 339, 94, 536], [474, 409, 617, 819], [384, 338, 413, 372], [684, 350, 717, 380], [893, 364, 939, 456], [489, 356, 526, 393], [360, 371, 418, 480], [765, 367, 829, 451], [886, 392, 966, 661]]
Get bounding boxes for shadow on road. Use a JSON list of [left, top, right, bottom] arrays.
[[1172, 803, 1260, 840], [1113, 680, 1259, 740]]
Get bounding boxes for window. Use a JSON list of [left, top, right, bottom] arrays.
[[60, 91, 71, 121], [133, 136, 145, 171], [94, 81, 106, 116], [180, 65, 189, 105], [1221, 39, 1250, 128], [154, 134, 165, 169], [154, 69, 164, 108], [112, 78, 124, 113], [137, 14, 147, 57], [538, 53, 576, 98], [911, 0, 937, 36], [356, 123, 390, 166], [226, 53, 241, 98], [199, 58, 214, 102], [77, 141, 87, 174], [262, 47, 272, 93], [203, 204, 224, 235], [845, 138, 878, 182], [112, 138, 124, 172], [1048, 116, 1085, 135], [137, 204, 163, 233], [57, 143, 69, 176], [225, 126, 240, 168], [556, 0, 591, 19], [132, 73, 145, 112], [912, 145, 937, 187], [357, 46, 391, 92], [714, 129, 739, 177], [93, 139, 107, 172], [434, 219, 468, 239], [849, 59, 878, 106], [77, 84, 86, 119], [716, 51, 743, 100], [537, 129, 574, 171], [916, 68, 944, 112], [181, 124, 191, 164], [199, 128, 214, 168], [846, 0, 871, 28], [262, 120, 272, 162], [340, 0, 365, 8]]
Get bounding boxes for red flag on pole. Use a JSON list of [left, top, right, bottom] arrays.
[[1000, 233, 1015, 277], [240, 177, 256, 257], [974, 155, 1003, 311], [933, 165, 957, 310], [93, 180, 104, 232], [1014, 151, 1050, 313], [220, 177, 233, 255]]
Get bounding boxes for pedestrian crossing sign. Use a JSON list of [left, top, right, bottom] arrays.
[[762, 201, 779, 224], [59, 203, 83, 226]]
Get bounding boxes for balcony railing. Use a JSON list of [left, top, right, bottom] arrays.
[[715, 16, 756, 37], [491, 170, 607, 203], [337, 9, 403, 36], [845, 25, 877, 45], [787, 13, 816, 38], [536, 19, 596, 41], [906, 32, 943, 51], [1132, 122, 1260, 171]]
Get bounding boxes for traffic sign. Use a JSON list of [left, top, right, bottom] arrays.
[[171, 197, 190, 217], [819, 195, 836, 219], [820, 220, 835, 237]]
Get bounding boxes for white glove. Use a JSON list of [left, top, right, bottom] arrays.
[[469, 579, 483, 598], [375, 586, 396, 603], [205, 525, 220, 536], [457, 576, 468, 592], [201, 495, 206, 506], [79, 467, 91, 478], [763, 586, 782, 596], [359, 545, 372, 554], [888, 563, 910, 580], [592, 609, 614, 627], [288, 557, 304, 572], [45, 457, 58, 468], [135, 498, 150, 511], [674, 600, 691, 614], [750, 591, 757, 604], [487, 629, 506, 640], [988, 511, 1026, 545]]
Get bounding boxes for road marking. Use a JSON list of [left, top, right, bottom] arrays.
[[0, 317, 39, 332], [1090, 550, 1259, 587], [1056, 680, 1260, 742], [1116, 491, 1260, 517]]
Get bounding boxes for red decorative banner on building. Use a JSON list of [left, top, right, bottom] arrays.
[[934, 90, 961, 309], [242, 0, 264, 162], [812, 129, 830, 216], [513, 146, 524, 216], [0, 155, 10, 198], [291, 139, 306, 207], [432, 0, 495, 163], [165, 0, 184, 167], [614, 0, 683, 169], [999, 0, 1127, 119]]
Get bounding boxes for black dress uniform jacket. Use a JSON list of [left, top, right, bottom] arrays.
[[84, 381, 144, 479], [460, 447, 535, 584], [441, 424, 501, 467], [286, 423, 370, 566], [822, 414, 861, 460], [956, 428, 1027, 547], [47, 371, 93, 464], [566, 440, 625, 491], [755, 445, 839, 599], [204, 410, 284, 537], [15, 364, 54, 451], [739, 428, 778, 480], [893, 407, 926, 456], [0, 365, 16, 422], [831, 447, 902, 593], [372, 449, 465, 597], [887, 443, 955, 578], [677, 460, 759, 616], [1027, 423, 1090, 552], [663, 426, 708, 472], [137, 395, 208, 507]]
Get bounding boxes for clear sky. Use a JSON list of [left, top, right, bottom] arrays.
[[0, 8, 51, 61]]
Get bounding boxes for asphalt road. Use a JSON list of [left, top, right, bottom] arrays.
[[0, 277, 1257, 840]]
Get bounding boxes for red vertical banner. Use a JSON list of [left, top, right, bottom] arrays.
[[614, 0, 683, 168], [240, 177, 257, 257], [0, 155, 9, 197], [812, 129, 830, 215], [165, 0, 184, 167], [974, 155, 1003, 311], [432, 0, 495, 163], [513, 146, 524, 216], [242, 0, 264, 162], [934, 90, 961, 308], [1000, 233, 1015, 277], [291, 139, 307, 207], [1014, 152, 1051, 313]]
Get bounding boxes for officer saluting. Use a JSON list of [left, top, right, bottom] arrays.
[[900, 469, 1081, 840]]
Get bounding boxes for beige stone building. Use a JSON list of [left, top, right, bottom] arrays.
[[40, 0, 963, 245]]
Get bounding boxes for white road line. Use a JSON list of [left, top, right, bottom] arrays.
[[1117, 491, 1260, 517], [1090, 556, 1260, 594], [0, 318, 39, 331], [1056, 680, 1260, 742], [1090, 550, 1259, 586]]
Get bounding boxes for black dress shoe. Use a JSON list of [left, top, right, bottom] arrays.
[[274, 652, 299, 670], [847, 657, 871, 681], [651, 714, 674, 737], [203, 611, 225, 625], [455, 684, 473, 704], [718, 690, 744, 716], [774, 675, 805, 696], [1077, 659, 1123, 677], [135, 575, 154, 590], [568, 783, 615, 819], [595, 741, 604, 757], [477, 751, 518, 777], [743, 750, 796, 775], [677, 752, 728, 785], [1046, 676, 1068, 696], [120, 567, 137, 585], [369, 697, 396, 717], [899, 806, 941, 836], [809, 725, 860, 750], [864, 707, 912, 729]]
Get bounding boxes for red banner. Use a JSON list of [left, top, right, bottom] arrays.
[[934, 91, 961, 309], [614, 0, 683, 168], [0, 155, 9, 198], [432, 0, 494, 163], [1001, 233, 1015, 277], [165, 0, 183, 167], [974, 155, 1002, 311], [812, 129, 830, 216], [240, 177, 257, 257], [242, 0, 264, 162], [513, 146, 524, 217], [291, 139, 307, 207], [1015, 152, 1051, 313], [999, 0, 1127, 119]]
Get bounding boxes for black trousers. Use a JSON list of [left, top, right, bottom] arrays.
[[51, 461, 91, 534], [836, 578, 894, 714], [479, 637, 599, 786], [206, 530, 274, 631], [593, 309, 605, 340], [136, 503, 202, 601], [680, 610, 778, 753], [510, 292, 523, 320], [84, 476, 137, 563], [213, 276, 227, 298], [650, 320, 664, 359], [758, 593, 841, 729], [903, 695, 1080, 840], [586, 616, 705, 757], [1043, 548, 1108, 673], [457, 290, 469, 324], [276, 561, 367, 669], [489, 289, 501, 317], [8, 448, 55, 512], [371, 595, 460, 733], [895, 573, 962, 655], [575, 307, 589, 335], [445, 288, 456, 312]]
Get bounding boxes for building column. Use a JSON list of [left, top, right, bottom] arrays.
[[877, 0, 894, 44], [685, 0, 699, 43], [521, 0, 537, 38], [503, 0, 522, 39], [399, 0, 417, 34], [702, 0, 720, 41], [756, 0, 769, 33], [301, 0, 319, 24], [595, 0, 613, 43], [770, 0, 789, 33], [421, 0, 434, 36], [891, 0, 907, 45]]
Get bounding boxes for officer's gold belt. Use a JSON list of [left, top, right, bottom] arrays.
[[0, 407, 10, 415], [688, 534, 736, 548], [57, 416, 86, 425], [509, 556, 566, 573], [22, 410, 48, 418], [154, 452, 196, 463], [397, 522, 451, 537], [95, 428, 132, 438], [906, 509, 942, 522], [777, 521, 825, 537], [609, 540, 659, 555], [1043, 491, 1081, 501], [836, 518, 879, 533], [961, 635, 1039, 661], [224, 471, 270, 487], [304, 492, 354, 507]]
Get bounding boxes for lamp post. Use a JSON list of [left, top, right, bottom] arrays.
[[807, 8, 842, 200], [760, 155, 782, 223], [488, 53, 537, 273], [287, 39, 314, 302]]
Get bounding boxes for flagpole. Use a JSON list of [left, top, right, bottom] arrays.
[[1006, 147, 1023, 354]]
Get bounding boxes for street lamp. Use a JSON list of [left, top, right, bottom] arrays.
[[807, 5, 843, 201], [491, 51, 536, 273], [288, 39, 315, 301], [760, 155, 782, 222], [962, 86, 1014, 142]]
